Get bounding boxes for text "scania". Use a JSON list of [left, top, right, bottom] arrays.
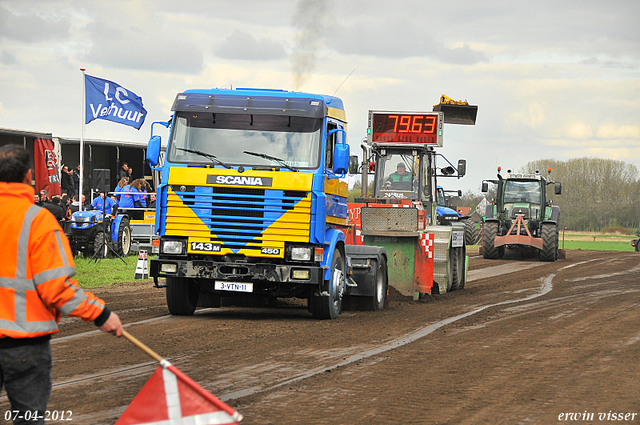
[[210, 175, 273, 187]]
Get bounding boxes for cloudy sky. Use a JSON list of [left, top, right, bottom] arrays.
[[1, 0, 639, 193]]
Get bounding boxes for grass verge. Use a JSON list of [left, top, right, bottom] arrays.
[[73, 255, 154, 289], [560, 240, 636, 252]]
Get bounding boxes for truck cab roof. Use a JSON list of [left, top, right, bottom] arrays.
[[173, 88, 345, 121]]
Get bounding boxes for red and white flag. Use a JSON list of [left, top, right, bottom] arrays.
[[116, 360, 243, 425], [34, 138, 61, 196]]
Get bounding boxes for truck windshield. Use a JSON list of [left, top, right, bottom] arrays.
[[168, 112, 322, 169]]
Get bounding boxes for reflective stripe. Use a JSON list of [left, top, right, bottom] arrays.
[[15, 206, 40, 328], [163, 366, 182, 420], [39, 228, 94, 317], [86, 298, 103, 308], [0, 317, 57, 333], [1, 205, 57, 334], [54, 230, 75, 277], [58, 283, 103, 316], [0, 276, 31, 289], [33, 266, 76, 286], [16, 205, 41, 281], [58, 286, 86, 315]]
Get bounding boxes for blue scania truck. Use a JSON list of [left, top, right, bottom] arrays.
[[145, 88, 388, 319]]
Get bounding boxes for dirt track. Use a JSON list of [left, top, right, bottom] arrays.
[[2, 249, 639, 424]]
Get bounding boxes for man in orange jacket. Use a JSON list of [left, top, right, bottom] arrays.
[[0, 145, 123, 425]]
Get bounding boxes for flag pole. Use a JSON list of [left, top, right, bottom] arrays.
[[79, 68, 86, 206], [122, 330, 163, 362]]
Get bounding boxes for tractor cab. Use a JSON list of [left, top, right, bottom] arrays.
[[501, 179, 544, 220], [373, 150, 422, 200]]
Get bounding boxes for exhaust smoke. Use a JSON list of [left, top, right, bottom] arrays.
[[291, 0, 329, 90]]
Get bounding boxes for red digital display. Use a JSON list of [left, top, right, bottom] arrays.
[[369, 112, 442, 146]]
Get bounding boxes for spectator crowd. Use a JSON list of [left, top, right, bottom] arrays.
[[37, 162, 155, 226]]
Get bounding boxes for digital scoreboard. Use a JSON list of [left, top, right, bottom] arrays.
[[367, 111, 444, 147]]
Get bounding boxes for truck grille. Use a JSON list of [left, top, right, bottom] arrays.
[[165, 186, 311, 252]]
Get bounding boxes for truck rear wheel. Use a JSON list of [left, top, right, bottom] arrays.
[[310, 248, 345, 320], [483, 222, 500, 259], [539, 223, 558, 262], [362, 256, 387, 311], [166, 277, 199, 315]]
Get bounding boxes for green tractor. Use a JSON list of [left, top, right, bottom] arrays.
[[481, 167, 562, 261]]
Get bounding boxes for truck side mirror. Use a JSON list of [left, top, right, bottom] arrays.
[[348, 156, 360, 174], [457, 190, 462, 197], [555, 183, 562, 195], [457, 159, 466, 177], [147, 135, 161, 167], [333, 142, 350, 175], [481, 181, 488, 193]]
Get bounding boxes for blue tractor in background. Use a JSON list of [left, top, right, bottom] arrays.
[[69, 210, 131, 258], [435, 186, 481, 245]]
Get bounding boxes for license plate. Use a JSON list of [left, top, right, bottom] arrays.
[[215, 281, 254, 293]]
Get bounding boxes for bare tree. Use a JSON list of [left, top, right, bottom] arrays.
[[522, 158, 639, 231]]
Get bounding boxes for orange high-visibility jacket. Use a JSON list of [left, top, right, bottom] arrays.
[[0, 182, 108, 339]]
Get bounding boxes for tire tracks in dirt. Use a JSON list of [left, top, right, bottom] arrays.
[[45, 262, 556, 401]]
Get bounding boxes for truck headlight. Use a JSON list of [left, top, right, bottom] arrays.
[[291, 246, 312, 261], [162, 240, 184, 255]]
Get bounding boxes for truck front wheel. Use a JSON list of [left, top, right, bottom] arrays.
[[310, 248, 345, 320], [166, 277, 199, 315]]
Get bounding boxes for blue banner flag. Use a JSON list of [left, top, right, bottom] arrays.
[[85, 74, 147, 130]]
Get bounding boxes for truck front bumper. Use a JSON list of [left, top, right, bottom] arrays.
[[150, 258, 323, 285]]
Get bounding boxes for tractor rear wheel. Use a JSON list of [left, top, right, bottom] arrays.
[[462, 218, 481, 245], [539, 223, 558, 261], [166, 277, 199, 315], [483, 221, 500, 259], [115, 217, 131, 256]]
